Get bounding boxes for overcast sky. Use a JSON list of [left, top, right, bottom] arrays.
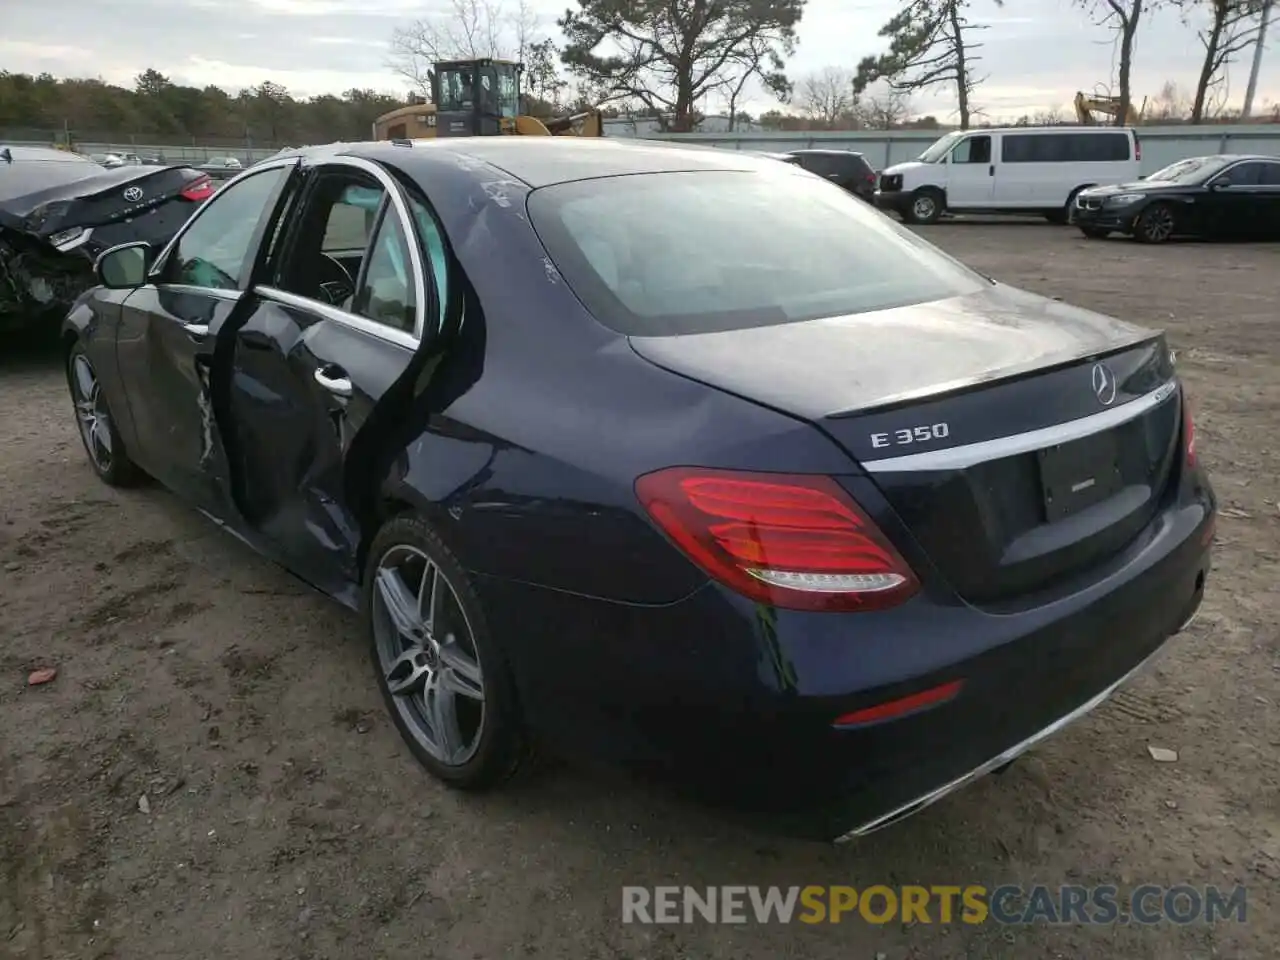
[[0, 0, 1275, 121]]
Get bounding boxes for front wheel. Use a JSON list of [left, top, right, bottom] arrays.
[[66, 342, 143, 487], [1134, 203, 1176, 244], [364, 513, 529, 791], [903, 189, 944, 225]]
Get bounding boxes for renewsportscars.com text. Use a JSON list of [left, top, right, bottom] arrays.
[[621, 884, 1248, 926]]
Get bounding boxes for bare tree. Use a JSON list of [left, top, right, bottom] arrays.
[[714, 34, 793, 132], [856, 85, 914, 128], [1174, 0, 1266, 121], [1147, 79, 1192, 119], [799, 67, 854, 126], [390, 0, 542, 98], [853, 0, 1002, 130], [1076, 0, 1150, 125]]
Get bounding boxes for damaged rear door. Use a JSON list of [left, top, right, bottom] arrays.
[[215, 155, 458, 600], [112, 158, 302, 515]]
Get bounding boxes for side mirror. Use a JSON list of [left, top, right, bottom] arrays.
[[95, 242, 152, 290], [1207, 180, 1227, 191]]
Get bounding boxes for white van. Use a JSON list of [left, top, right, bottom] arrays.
[[874, 127, 1141, 224]]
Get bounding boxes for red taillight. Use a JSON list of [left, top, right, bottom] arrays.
[[635, 467, 919, 612], [1134, 136, 1142, 161], [180, 176, 215, 202], [865, 172, 877, 183], [833, 679, 964, 727], [1182, 393, 1196, 466]]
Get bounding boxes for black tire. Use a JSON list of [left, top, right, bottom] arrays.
[[363, 513, 528, 791], [65, 340, 144, 487], [1044, 210, 1068, 225], [1080, 227, 1110, 240], [1134, 203, 1176, 244], [903, 188, 944, 225]]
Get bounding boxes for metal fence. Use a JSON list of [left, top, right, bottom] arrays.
[[635, 124, 1280, 176], [7, 123, 1280, 175], [0, 128, 288, 165]]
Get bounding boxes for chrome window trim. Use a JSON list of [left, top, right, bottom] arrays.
[[318, 155, 428, 341], [860, 379, 1178, 474], [255, 285, 417, 351]]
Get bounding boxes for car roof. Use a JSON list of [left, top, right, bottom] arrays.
[[276, 137, 789, 189], [787, 148, 866, 158]]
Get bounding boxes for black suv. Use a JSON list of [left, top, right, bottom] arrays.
[[778, 149, 878, 202]]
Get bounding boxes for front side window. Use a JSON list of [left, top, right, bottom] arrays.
[[1215, 162, 1264, 187], [165, 167, 289, 289], [951, 136, 991, 164], [529, 169, 986, 337]]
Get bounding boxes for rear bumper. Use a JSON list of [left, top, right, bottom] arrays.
[[874, 189, 909, 215], [475, 482, 1215, 841], [838, 594, 1201, 840]]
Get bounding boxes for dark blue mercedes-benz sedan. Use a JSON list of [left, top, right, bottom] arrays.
[[61, 136, 1215, 841]]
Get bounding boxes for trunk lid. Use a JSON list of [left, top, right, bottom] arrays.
[[628, 284, 1182, 605], [0, 165, 203, 239]]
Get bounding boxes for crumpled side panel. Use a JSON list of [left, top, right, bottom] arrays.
[[0, 228, 93, 334]]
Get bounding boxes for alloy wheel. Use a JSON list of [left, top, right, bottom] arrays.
[[71, 354, 113, 473], [371, 544, 486, 766], [1140, 206, 1175, 243]]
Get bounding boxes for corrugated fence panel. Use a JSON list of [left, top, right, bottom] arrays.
[[637, 126, 1280, 175]]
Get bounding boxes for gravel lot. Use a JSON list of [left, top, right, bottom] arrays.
[[2, 223, 1278, 960]]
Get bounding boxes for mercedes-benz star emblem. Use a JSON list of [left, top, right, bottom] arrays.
[[1091, 362, 1118, 406], [123, 186, 143, 202]]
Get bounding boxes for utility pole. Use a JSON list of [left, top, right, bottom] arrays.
[[1242, 0, 1274, 119]]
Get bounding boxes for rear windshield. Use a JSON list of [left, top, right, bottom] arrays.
[[527, 170, 986, 336]]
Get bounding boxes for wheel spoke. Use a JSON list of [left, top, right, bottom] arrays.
[[376, 566, 424, 640], [95, 414, 113, 455], [72, 357, 95, 400], [439, 639, 483, 700], [385, 647, 433, 697], [425, 677, 464, 761], [419, 562, 441, 637]]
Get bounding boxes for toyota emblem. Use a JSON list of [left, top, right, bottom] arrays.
[[123, 186, 144, 202], [1091, 362, 1118, 406]]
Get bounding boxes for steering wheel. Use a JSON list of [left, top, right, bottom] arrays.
[[316, 253, 355, 306]]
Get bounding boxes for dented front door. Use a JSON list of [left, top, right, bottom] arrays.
[[115, 286, 240, 513], [113, 159, 302, 519]]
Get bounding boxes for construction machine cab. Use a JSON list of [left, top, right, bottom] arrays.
[[431, 58, 522, 137]]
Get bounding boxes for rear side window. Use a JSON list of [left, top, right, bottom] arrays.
[[528, 170, 986, 336], [1002, 133, 1130, 163], [1260, 162, 1280, 186]]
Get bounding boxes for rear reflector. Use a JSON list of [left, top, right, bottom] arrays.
[[833, 679, 964, 727], [180, 176, 215, 202], [635, 467, 919, 612]]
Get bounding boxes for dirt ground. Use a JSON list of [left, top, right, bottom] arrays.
[[2, 223, 1277, 960]]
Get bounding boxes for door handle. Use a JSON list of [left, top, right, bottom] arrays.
[[314, 366, 353, 398], [988, 164, 995, 176]]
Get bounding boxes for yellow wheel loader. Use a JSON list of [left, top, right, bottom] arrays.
[[372, 58, 603, 140]]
